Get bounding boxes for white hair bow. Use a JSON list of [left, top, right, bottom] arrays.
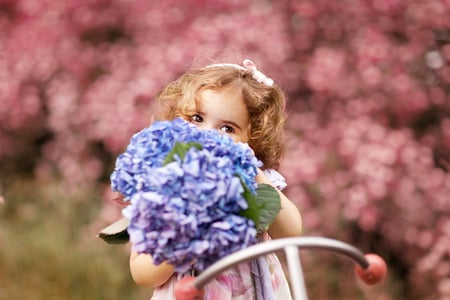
[[205, 59, 274, 87], [242, 59, 274, 86]]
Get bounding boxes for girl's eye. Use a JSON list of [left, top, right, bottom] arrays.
[[220, 125, 235, 134], [190, 114, 203, 123]]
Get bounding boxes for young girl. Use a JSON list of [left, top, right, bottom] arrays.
[[129, 59, 303, 299]]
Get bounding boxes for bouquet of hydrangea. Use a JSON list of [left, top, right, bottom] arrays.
[[101, 118, 280, 273]]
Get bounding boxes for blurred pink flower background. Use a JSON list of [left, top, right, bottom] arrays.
[[1, 0, 449, 299]]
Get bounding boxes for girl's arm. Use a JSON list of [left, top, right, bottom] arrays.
[[255, 170, 303, 239], [129, 251, 175, 288]]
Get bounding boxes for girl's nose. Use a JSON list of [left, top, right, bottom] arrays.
[[198, 122, 216, 131]]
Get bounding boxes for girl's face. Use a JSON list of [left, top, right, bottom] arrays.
[[186, 88, 250, 143]]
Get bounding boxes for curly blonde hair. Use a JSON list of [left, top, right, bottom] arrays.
[[157, 63, 287, 170]]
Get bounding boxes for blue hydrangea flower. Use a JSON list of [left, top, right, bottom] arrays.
[[111, 118, 262, 273]]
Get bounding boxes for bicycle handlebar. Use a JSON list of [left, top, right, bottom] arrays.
[[174, 236, 387, 300]]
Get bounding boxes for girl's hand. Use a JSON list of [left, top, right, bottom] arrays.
[[129, 251, 175, 288]]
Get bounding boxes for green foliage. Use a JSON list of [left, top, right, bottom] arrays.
[[0, 179, 150, 300]]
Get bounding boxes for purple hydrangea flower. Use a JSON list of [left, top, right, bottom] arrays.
[[111, 118, 262, 273]]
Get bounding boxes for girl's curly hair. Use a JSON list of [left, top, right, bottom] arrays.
[[157, 64, 287, 170]]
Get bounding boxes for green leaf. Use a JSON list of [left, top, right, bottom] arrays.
[[97, 217, 130, 244], [239, 184, 260, 225], [163, 142, 203, 165], [240, 183, 281, 232]]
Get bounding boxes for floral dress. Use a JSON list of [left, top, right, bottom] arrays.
[[150, 169, 293, 300]]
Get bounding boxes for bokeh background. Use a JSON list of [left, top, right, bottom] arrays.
[[1, 0, 449, 299]]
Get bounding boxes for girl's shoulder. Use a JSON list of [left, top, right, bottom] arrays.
[[263, 168, 287, 190]]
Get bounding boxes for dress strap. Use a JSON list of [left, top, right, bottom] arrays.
[[263, 169, 287, 190]]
